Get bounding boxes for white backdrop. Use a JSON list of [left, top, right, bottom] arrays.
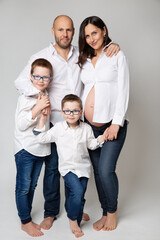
[[0, 0, 160, 239]]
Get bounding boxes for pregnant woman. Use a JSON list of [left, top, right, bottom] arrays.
[[78, 16, 129, 231]]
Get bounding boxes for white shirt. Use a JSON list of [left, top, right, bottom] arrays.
[[14, 94, 50, 156], [80, 50, 129, 126], [35, 121, 101, 178], [15, 43, 83, 125]]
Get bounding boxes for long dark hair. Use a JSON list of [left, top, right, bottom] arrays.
[[78, 16, 111, 68]]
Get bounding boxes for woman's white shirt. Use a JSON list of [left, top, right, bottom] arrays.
[[80, 50, 129, 126]]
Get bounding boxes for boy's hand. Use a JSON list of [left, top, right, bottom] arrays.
[[41, 105, 51, 116], [104, 43, 120, 57], [104, 124, 120, 141], [32, 94, 50, 119], [98, 134, 105, 144], [36, 94, 50, 112]]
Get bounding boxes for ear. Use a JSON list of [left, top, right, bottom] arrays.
[[72, 27, 75, 37], [103, 26, 107, 35], [79, 109, 83, 116], [52, 27, 55, 37], [60, 109, 63, 116], [30, 74, 33, 82]]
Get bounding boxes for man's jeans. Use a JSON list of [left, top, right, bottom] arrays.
[[15, 149, 44, 224], [43, 128, 60, 218], [64, 172, 88, 225], [87, 120, 128, 215]]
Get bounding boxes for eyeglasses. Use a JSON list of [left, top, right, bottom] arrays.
[[63, 110, 81, 115], [32, 75, 51, 82]]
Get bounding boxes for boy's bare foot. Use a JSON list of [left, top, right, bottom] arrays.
[[40, 217, 55, 230], [82, 212, 90, 221], [69, 219, 84, 238], [103, 210, 117, 231], [93, 216, 107, 231], [21, 221, 44, 237]]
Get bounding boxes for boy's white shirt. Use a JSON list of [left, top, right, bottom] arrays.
[[14, 93, 50, 156], [35, 121, 102, 178]]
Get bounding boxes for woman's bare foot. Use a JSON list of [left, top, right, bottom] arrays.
[[40, 217, 55, 230], [82, 212, 90, 221], [21, 221, 44, 237], [93, 216, 107, 231], [103, 211, 117, 231], [69, 219, 84, 238]]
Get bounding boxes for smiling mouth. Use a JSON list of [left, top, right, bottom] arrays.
[[91, 42, 97, 47]]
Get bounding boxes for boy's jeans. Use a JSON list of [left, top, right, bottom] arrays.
[[15, 149, 44, 224], [64, 172, 88, 226]]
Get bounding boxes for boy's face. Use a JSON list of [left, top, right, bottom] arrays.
[[30, 66, 51, 92], [61, 101, 82, 128]]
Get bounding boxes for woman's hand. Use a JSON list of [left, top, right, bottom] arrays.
[[104, 124, 120, 141]]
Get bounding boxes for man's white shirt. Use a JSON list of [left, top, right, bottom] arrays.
[[15, 43, 83, 125]]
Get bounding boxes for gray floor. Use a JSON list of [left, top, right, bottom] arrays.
[[1, 165, 160, 240]]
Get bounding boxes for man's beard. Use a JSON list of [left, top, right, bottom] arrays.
[[55, 36, 72, 49]]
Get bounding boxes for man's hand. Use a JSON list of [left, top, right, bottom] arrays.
[[104, 43, 120, 57], [104, 124, 120, 141]]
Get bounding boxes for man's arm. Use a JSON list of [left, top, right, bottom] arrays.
[[15, 57, 39, 96], [105, 42, 120, 57]]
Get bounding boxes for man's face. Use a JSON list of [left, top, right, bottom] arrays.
[[52, 16, 74, 49]]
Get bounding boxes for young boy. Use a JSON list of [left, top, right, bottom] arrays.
[[14, 58, 53, 237], [33, 94, 105, 238]]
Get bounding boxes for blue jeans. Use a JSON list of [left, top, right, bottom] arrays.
[[87, 120, 128, 215], [15, 149, 44, 224], [63, 172, 88, 226], [43, 123, 60, 218]]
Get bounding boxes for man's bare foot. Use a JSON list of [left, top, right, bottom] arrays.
[[21, 221, 44, 237], [103, 211, 117, 231], [69, 219, 84, 238], [93, 216, 107, 231], [82, 212, 90, 221], [40, 217, 55, 230]]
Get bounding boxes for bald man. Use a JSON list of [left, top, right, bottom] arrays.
[[15, 15, 119, 232]]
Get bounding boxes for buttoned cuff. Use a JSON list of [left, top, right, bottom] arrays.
[[33, 125, 46, 135], [112, 115, 125, 127]]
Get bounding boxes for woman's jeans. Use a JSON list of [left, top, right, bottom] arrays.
[[15, 149, 44, 224], [87, 120, 128, 215], [63, 172, 88, 225]]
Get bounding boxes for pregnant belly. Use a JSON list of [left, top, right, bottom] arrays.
[[84, 87, 106, 127]]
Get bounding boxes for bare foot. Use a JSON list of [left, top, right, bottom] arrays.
[[21, 221, 44, 237], [82, 212, 90, 221], [93, 216, 107, 231], [69, 219, 84, 238], [40, 217, 55, 230], [103, 211, 117, 231]]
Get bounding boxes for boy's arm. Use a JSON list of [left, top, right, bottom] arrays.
[[33, 124, 58, 144], [86, 125, 104, 150]]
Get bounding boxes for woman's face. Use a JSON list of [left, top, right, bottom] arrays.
[[84, 23, 106, 52]]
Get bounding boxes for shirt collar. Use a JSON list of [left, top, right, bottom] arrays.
[[49, 42, 74, 59], [63, 120, 81, 130], [86, 44, 109, 62]]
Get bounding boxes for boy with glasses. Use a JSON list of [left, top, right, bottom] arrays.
[[33, 94, 105, 238], [14, 58, 52, 237]]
